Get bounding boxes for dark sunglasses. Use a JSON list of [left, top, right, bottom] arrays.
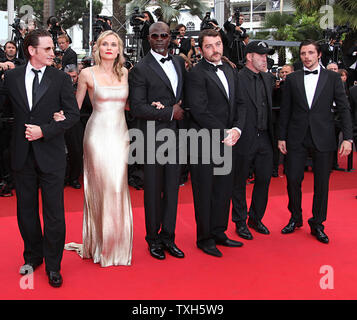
[[150, 33, 169, 40]]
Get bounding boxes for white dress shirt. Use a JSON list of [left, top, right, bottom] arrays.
[[150, 49, 178, 97], [25, 62, 47, 110], [303, 64, 321, 109]]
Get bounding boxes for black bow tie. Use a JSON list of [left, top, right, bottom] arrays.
[[211, 64, 224, 72], [160, 56, 172, 64], [304, 70, 318, 75]]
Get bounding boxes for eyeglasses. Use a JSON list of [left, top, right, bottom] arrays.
[[35, 46, 55, 53], [150, 33, 169, 40]]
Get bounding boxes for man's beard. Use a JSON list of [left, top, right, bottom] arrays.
[[207, 52, 222, 62]]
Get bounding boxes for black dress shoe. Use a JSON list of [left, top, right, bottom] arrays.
[[69, 180, 81, 189], [46, 271, 63, 288], [19, 261, 43, 275], [311, 228, 329, 244], [236, 222, 253, 240], [248, 218, 270, 234], [281, 220, 303, 234], [197, 243, 222, 257], [163, 243, 185, 258], [216, 238, 244, 247], [148, 244, 165, 260]]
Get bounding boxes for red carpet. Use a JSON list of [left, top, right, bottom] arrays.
[[1, 154, 357, 300]]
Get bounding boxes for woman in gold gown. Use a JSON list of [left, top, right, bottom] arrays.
[[59, 30, 133, 267]]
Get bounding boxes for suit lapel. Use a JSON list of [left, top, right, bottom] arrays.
[[224, 64, 235, 114], [296, 70, 309, 109], [32, 67, 52, 111], [172, 56, 183, 102], [311, 68, 328, 109], [147, 52, 175, 96], [15, 66, 30, 112]]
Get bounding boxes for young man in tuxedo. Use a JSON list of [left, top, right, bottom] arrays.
[[231, 41, 275, 240], [278, 39, 353, 243], [58, 34, 77, 71], [0, 29, 79, 286], [185, 28, 243, 257], [129, 22, 186, 260]]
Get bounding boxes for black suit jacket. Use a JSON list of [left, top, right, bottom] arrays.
[[1, 65, 80, 172], [185, 59, 241, 158], [128, 52, 186, 154], [61, 47, 77, 70], [234, 67, 274, 155], [349, 85, 357, 139], [279, 68, 353, 152]]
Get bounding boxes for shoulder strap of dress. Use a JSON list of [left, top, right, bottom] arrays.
[[89, 68, 97, 88]]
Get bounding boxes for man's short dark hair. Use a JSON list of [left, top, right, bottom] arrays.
[[198, 29, 222, 49], [4, 41, 17, 52], [175, 24, 186, 31], [23, 29, 52, 59], [299, 39, 321, 55]]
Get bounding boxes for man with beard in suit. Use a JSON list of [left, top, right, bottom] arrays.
[[0, 29, 79, 286], [129, 22, 186, 260], [185, 28, 243, 257], [279, 39, 353, 243], [231, 41, 275, 241]]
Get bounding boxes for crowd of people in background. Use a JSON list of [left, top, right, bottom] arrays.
[[2, 12, 356, 198]]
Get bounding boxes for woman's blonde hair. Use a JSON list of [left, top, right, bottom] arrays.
[[94, 30, 125, 81]]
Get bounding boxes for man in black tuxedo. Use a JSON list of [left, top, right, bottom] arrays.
[[0, 29, 79, 287], [185, 28, 243, 257], [58, 34, 77, 71], [231, 41, 275, 241], [129, 22, 186, 260], [279, 39, 353, 243]]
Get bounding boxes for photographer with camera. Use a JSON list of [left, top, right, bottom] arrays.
[[135, 11, 155, 56], [47, 16, 73, 48], [58, 34, 77, 71], [129, 8, 150, 60], [171, 24, 191, 56], [321, 25, 352, 70], [224, 9, 247, 68], [93, 15, 112, 42], [9, 17, 26, 61]]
